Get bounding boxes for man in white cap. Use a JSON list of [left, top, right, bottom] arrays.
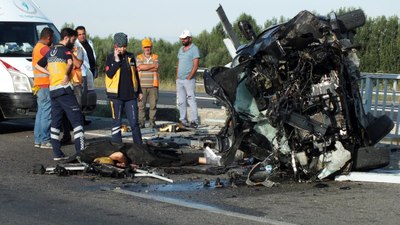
[[176, 29, 200, 128]]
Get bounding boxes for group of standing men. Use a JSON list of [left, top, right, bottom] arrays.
[[33, 26, 97, 160], [32, 27, 200, 161]]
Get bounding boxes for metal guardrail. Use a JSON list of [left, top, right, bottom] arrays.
[[360, 73, 400, 140]]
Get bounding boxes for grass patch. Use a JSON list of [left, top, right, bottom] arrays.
[[94, 74, 105, 88], [91, 104, 111, 118]]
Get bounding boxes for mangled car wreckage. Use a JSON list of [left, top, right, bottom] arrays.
[[204, 10, 394, 181]]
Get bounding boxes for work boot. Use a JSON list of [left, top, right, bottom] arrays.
[[190, 121, 199, 129], [178, 120, 189, 127]]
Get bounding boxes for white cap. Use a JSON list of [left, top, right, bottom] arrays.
[[179, 29, 192, 39]]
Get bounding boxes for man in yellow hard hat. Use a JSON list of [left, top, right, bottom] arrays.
[[136, 38, 160, 128]]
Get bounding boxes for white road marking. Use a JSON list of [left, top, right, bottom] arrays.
[[335, 171, 400, 183], [112, 188, 297, 225]]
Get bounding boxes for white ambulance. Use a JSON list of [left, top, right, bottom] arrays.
[[0, 0, 96, 121]]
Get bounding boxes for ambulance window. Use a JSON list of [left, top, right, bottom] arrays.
[[36, 24, 60, 45], [0, 22, 34, 56], [0, 22, 60, 57]]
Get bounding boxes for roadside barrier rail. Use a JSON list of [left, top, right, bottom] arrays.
[[360, 73, 400, 141]]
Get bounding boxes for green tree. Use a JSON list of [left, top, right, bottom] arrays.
[[232, 13, 262, 43], [63, 8, 400, 88], [92, 35, 113, 75], [60, 22, 75, 29], [264, 17, 279, 29], [196, 24, 231, 69], [152, 38, 180, 82]]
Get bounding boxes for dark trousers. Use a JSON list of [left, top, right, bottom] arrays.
[[110, 98, 143, 145], [61, 85, 84, 139], [138, 87, 159, 127], [50, 92, 84, 157]]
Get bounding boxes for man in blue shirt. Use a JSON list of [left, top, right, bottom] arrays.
[[176, 30, 200, 128]]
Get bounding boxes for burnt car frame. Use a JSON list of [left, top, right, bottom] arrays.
[[204, 9, 394, 181]]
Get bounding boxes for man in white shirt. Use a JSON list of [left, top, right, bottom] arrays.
[[75, 26, 97, 125]]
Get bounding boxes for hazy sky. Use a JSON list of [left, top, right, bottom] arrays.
[[34, 0, 400, 43]]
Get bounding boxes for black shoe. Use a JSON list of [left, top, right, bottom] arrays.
[[178, 121, 189, 127], [190, 121, 199, 129], [83, 119, 91, 125]]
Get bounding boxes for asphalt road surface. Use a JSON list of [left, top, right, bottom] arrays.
[[1, 119, 400, 225]]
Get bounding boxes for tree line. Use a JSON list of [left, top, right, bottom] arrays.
[[64, 7, 400, 85]]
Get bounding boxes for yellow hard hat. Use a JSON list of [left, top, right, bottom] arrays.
[[141, 38, 152, 48], [93, 157, 114, 165]]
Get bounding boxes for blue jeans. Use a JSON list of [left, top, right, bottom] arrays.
[[110, 98, 143, 145], [176, 79, 198, 123], [34, 88, 51, 145]]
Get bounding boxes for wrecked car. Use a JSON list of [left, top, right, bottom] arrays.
[[204, 9, 394, 181]]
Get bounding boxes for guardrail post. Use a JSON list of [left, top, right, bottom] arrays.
[[363, 76, 373, 113]]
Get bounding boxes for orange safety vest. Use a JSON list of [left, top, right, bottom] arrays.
[[32, 42, 50, 87], [70, 47, 82, 85], [136, 54, 159, 87]]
